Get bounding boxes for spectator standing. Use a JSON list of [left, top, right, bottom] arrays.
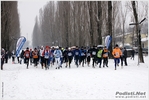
[[131, 48, 135, 60], [120, 47, 124, 67], [123, 47, 128, 66]]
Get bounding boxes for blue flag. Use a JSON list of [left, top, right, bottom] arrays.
[[105, 35, 112, 49], [16, 36, 26, 57]]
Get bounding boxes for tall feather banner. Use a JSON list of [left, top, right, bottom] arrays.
[[105, 35, 112, 49], [16, 36, 26, 57]]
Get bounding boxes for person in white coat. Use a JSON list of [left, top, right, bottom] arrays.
[[53, 46, 62, 69], [39, 46, 45, 69]]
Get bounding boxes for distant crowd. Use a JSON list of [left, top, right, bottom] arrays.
[[1, 44, 136, 70]]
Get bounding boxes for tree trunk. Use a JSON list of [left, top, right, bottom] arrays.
[[88, 1, 94, 46], [131, 1, 144, 63], [108, 1, 113, 58], [97, 1, 102, 45]]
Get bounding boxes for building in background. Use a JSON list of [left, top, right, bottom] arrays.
[[115, 32, 148, 48]]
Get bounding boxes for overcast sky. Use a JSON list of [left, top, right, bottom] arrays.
[[18, 0, 48, 46]]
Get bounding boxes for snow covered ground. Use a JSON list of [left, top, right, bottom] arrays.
[[1, 55, 148, 99]]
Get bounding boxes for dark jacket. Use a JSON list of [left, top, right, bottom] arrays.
[[91, 48, 98, 58], [74, 49, 81, 57], [20, 50, 25, 58], [123, 49, 127, 58], [67, 50, 74, 58], [131, 49, 135, 56]]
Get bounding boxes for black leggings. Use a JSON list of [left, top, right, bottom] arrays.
[[34, 58, 38, 66], [92, 57, 97, 67], [40, 56, 44, 67], [25, 58, 29, 68], [68, 57, 73, 66], [44, 58, 49, 69], [103, 57, 108, 66], [1, 58, 4, 70]]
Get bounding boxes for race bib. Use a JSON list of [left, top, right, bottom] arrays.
[[45, 52, 49, 59], [75, 52, 79, 55], [68, 53, 72, 56], [26, 53, 29, 57], [87, 53, 90, 56], [81, 53, 85, 56], [92, 51, 96, 55], [104, 53, 108, 57], [115, 52, 119, 57]]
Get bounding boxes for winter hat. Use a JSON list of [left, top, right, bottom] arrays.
[[115, 44, 118, 47], [46, 46, 49, 48], [68, 47, 71, 50]]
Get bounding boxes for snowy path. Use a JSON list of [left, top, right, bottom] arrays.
[[1, 56, 148, 99]]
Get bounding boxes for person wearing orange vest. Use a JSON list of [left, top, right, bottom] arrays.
[[102, 46, 109, 67], [32, 48, 39, 67], [24, 47, 30, 69], [112, 44, 122, 70]]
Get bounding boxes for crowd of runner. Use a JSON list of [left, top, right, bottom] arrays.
[[1, 44, 135, 70]]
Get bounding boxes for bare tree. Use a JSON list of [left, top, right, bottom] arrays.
[[131, 1, 144, 63], [94, 1, 102, 45], [121, 2, 128, 46], [107, 1, 113, 58], [32, 16, 42, 47], [34, 1, 144, 50], [1, 1, 20, 51], [88, 1, 94, 46]]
